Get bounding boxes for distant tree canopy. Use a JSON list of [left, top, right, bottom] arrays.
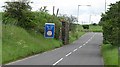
[[100, 1, 120, 46]]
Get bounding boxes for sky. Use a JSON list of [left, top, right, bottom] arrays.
[[0, 0, 119, 24]]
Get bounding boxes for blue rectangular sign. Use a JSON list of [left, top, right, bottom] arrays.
[[44, 23, 55, 38]]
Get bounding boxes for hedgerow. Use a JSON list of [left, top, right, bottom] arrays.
[[100, 1, 120, 47]]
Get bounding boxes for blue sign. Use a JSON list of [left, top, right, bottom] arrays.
[[44, 23, 55, 38]]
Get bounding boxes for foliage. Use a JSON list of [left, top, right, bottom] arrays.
[[100, 1, 120, 46], [89, 25, 103, 32], [2, 1, 62, 39], [2, 1, 37, 29], [101, 44, 118, 66], [32, 11, 62, 39], [0, 12, 2, 65], [82, 25, 89, 29]]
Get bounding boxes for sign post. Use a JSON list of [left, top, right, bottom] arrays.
[[44, 23, 55, 38]]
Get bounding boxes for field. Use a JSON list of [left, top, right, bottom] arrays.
[[89, 25, 103, 32], [101, 44, 118, 67]]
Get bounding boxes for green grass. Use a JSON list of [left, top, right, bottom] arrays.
[[2, 24, 62, 64], [69, 31, 85, 43], [118, 54, 120, 67], [118, 47, 120, 67], [89, 25, 103, 32], [69, 25, 102, 43], [69, 25, 86, 43], [0, 12, 2, 64], [101, 44, 118, 67], [77, 25, 103, 32], [0, 12, 2, 21]]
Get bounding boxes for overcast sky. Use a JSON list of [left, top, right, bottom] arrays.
[[0, 0, 119, 24]]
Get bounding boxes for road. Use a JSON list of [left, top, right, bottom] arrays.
[[6, 32, 104, 66]]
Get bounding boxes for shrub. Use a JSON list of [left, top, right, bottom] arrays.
[[100, 1, 120, 47]]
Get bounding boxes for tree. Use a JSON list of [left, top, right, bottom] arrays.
[[2, 0, 36, 29], [100, 1, 120, 46]]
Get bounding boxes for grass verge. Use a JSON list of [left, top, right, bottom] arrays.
[[101, 44, 118, 67], [69, 31, 85, 43], [69, 25, 86, 43], [0, 12, 2, 65], [2, 24, 62, 64]]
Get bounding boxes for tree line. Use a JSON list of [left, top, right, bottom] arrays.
[[100, 1, 120, 47]]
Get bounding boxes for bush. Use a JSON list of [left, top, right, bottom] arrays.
[[2, 2, 36, 29], [100, 1, 120, 47], [32, 12, 61, 39], [82, 25, 89, 29]]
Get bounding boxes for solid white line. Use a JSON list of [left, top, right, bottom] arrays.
[[53, 58, 63, 66], [6, 53, 41, 65], [73, 49, 77, 52], [79, 46, 82, 48], [6, 46, 63, 65], [66, 52, 72, 57]]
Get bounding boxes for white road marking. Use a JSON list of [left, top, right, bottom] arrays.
[[7, 45, 62, 65], [6, 53, 41, 65], [88, 39, 91, 42], [66, 52, 72, 57], [83, 43, 86, 46], [54, 33, 96, 65], [85, 41, 88, 44], [7, 33, 97, 66], [79, 46, 82, 48], [73, 49, 78, 52], [53, 58, 63, 66], [82, 33, 96, 47]]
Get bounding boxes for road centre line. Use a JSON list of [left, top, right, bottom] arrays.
[[53, 33, 96, 66], [53, 58, 63, 66], [66, 52, 72, 57], [79, 46, 82, 48], [73, 49, 78, 52]]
